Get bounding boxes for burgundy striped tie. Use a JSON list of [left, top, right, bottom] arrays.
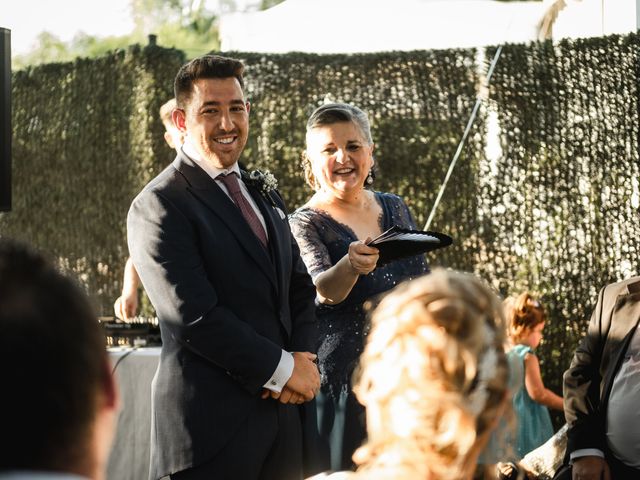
[[219, 173, 268, 248]]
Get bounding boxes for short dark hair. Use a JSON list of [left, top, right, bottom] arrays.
[[0, 239, 108, 471], [174, 55, 245, 109]]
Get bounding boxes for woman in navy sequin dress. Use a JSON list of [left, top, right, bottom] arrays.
[[289, 103, 428, 471]]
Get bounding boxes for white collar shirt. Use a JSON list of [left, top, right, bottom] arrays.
[[181, 140, 268, 236]]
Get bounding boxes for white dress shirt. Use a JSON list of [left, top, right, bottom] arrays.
[[605, 324, 640, 467], [180, 141, 293, 393]]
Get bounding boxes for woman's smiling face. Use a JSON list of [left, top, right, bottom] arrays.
[[305, 121, 374, 198]]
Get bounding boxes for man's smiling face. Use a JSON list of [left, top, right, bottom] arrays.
[[181, 77, 250, 169]]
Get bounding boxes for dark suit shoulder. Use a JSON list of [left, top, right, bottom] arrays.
[[140, 162, 185, 194], [130, 163, 192, 214]]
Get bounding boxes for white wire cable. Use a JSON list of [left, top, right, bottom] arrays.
[[423, 45, 503, 231]]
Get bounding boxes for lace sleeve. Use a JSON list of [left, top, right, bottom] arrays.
[[288, 210, 333, 281]]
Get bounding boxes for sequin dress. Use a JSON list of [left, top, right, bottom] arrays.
[[289, 191, 429, 470]]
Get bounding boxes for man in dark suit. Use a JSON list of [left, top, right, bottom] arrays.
[[127, 55, 321, 480], [563, 276, 640, 479]]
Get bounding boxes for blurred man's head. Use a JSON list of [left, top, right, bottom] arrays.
[[0, 239, 117, 479], [159, 98, 184, 151]]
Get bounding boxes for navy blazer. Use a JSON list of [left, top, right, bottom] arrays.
[[564, 276, 640, 455], [127, 152, 318, 479]]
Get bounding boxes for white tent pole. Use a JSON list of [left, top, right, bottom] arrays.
[[423, 45, 503, 231]]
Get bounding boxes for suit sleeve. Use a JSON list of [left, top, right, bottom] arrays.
[[563, 285, 608, 453], [128, 187, 283, 395]]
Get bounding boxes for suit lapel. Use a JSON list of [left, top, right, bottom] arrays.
[[172, 154, 277, 289], [245, 182, 287, 297]]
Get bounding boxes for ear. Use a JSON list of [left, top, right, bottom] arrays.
[[172, 108, 187, 133], [245, 101, 251, 115], [164, 131, 176, 149]]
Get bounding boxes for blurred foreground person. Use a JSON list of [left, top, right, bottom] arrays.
[[309, 269, 509, 480], [0, 239, 118, 480]]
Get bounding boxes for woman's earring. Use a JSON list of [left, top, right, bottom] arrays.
[[366, 169, 374, 186]]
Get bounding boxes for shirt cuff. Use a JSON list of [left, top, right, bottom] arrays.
[[263, 350, 294, 393], [570, 449, 605, 463]]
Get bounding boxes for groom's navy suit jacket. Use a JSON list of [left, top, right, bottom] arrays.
[[127, 152, 318, 479]]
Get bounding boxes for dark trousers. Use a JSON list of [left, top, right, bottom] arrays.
[[170, 400, 303, 480], [607, 454, 640, 480]]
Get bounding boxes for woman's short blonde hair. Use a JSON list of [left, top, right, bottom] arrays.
[[351, 269, 508, 480]]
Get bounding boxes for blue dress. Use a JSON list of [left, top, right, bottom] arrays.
[[478, 349, 524, 464], [289, 191, 429, 470], [509, 344, 555, 458]]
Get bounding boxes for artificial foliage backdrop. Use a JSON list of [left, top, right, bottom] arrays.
[[3, 34, 639, 402], [481, 34, 640, 407]]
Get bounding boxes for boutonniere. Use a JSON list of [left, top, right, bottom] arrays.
[[242, 169, 278, 206]]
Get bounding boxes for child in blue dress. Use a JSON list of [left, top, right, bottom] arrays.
[[506, 293, 564, 459]]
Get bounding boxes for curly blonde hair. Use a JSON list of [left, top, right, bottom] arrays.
[[504, 292, 546, 342], [351, 269, 509, 480]]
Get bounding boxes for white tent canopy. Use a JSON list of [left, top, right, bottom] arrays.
[[219, 0, 639, 53], [219, 0, 545, 53]]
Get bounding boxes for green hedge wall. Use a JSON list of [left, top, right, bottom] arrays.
[[5, 44, 185, 315], [482, 34, 640, 420], [3, 34, 639, 407], [234, 49, 484, 274]]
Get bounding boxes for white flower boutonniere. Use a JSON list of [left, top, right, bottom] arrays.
[[242, 169, 279, 206]]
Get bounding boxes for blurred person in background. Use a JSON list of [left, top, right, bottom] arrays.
[[564, 277, 640, 479], [505, 293, 563, 460], [114, 98, 183, 321]]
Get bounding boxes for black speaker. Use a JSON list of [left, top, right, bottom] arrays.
[[0, 28, 10, 212]]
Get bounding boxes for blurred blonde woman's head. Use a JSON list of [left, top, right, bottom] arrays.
[[352, 269, 508, 480]]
